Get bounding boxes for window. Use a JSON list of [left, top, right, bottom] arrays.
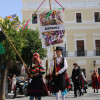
[[95, 40, 100, 56], [76, 40, 86, 56], [76, 13, 82, 23], [32, 14, 38, 24], [94, 12, 100, 22]]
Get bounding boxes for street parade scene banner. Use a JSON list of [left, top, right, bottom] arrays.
[[39, 10, 66, 48]]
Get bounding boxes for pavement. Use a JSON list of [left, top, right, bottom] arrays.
[[6, 87, 100, 100]]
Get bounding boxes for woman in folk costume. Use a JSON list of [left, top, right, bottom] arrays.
[[91, 70, 100, 93], [50, 46, 68, 100], [27, 52, 48, 100]]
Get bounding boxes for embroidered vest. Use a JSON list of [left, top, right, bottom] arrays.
[[53, 57, 65, 77]]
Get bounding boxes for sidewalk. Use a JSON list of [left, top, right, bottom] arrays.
[[6, 87, 100, 100]]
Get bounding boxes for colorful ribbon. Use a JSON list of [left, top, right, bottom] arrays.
[[55, 0, 64, 11], [46, 8, 63, 19], [46, 10, 52, 19], [22, 19, 30, 30], [22, 0, 46, 30]]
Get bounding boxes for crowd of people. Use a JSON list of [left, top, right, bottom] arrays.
[[8, 46, 100, 100]]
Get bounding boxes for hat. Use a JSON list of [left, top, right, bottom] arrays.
[[32, 52, 41, 64], [33, 52, 40, 58], [55, 46, 62, 51], [32, 52, 40, 61]]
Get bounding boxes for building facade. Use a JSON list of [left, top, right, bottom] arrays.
[[22, 0, 100, 81]]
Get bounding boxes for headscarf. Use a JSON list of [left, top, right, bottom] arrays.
[[32, 52, 41, 65]]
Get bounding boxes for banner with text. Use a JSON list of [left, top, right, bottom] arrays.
[[39, 10, 65, 48]]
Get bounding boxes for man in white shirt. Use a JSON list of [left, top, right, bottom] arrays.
[[50, 46, 68, 100]]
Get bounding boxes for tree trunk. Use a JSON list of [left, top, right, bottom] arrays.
[[0, 55, 7, 100]]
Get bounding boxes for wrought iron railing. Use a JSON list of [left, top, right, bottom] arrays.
[[94, 50, 100, 56], [75, 50, 87, 57]]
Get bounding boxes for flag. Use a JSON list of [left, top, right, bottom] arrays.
[[0, 42, 5, 55], [12, 14, 16, 18], [7, 16, 12, 19], [13, 18, 16, 20]]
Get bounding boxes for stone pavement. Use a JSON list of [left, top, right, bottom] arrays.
[[6, 87, 100, 100]]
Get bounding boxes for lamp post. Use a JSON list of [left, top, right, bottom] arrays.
[[94, 60, 96, 67]]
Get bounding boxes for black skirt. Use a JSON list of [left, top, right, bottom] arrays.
[[27, 77, 48, 96], [53, 73, 65, 92]]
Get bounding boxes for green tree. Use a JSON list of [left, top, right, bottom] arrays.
[[0, 18, 27, 100], [0, 18, 47, 100], [21, 27, 47, 67]]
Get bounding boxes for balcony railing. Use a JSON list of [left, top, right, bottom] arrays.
[[94, 50, 100, 56], [75, 50, 87, 57], [23, 0, 100, 10]]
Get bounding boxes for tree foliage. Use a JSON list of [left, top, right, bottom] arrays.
[[21, 27, 47, 66], [0, 18, 47, 65], [0, 17, 47, 100]]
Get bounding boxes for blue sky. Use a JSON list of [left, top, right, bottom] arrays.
[[0, 0, 22, 21]]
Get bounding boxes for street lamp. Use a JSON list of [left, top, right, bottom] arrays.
[[94, 60, 96, 67]]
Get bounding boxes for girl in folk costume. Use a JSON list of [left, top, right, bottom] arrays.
[[50, 46, 68, 100], [27, 52, 48, 100], [91, 70, 100, 93]]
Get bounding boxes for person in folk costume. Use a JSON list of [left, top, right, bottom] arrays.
[[45, 73, 54, 95], [80, 70, 87, 95], [65, 73, 71, 92], [71, 63, 82, 97], [50, 46, 68, 100], [91, 70, 100, 93], [27, 52, 48, 100]]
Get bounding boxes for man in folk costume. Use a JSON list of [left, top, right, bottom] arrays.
[[50, 46, 68, 100], [71, 63, 81, 97], [27, 52, 48, 100], [91, 70, 100, 93]]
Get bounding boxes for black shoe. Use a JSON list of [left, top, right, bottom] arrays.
[[81, 93, 84, 95], [85, 91, 87, 93], [79, 93, 82, 96], [74, 95, 77, 98]]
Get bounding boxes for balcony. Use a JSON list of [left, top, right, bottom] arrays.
[[75, 50, 87, 57], [22, 0, 100, 10], [94, 50, 100, 56]]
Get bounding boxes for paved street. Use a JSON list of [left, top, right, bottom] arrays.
[[6, 87, 100, 100]]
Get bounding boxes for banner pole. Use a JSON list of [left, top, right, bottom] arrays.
[[49, 0, 56, 73], [53, 46, 57, 73], [49, 0, 52, 10], [0, 25, 31, 74]]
